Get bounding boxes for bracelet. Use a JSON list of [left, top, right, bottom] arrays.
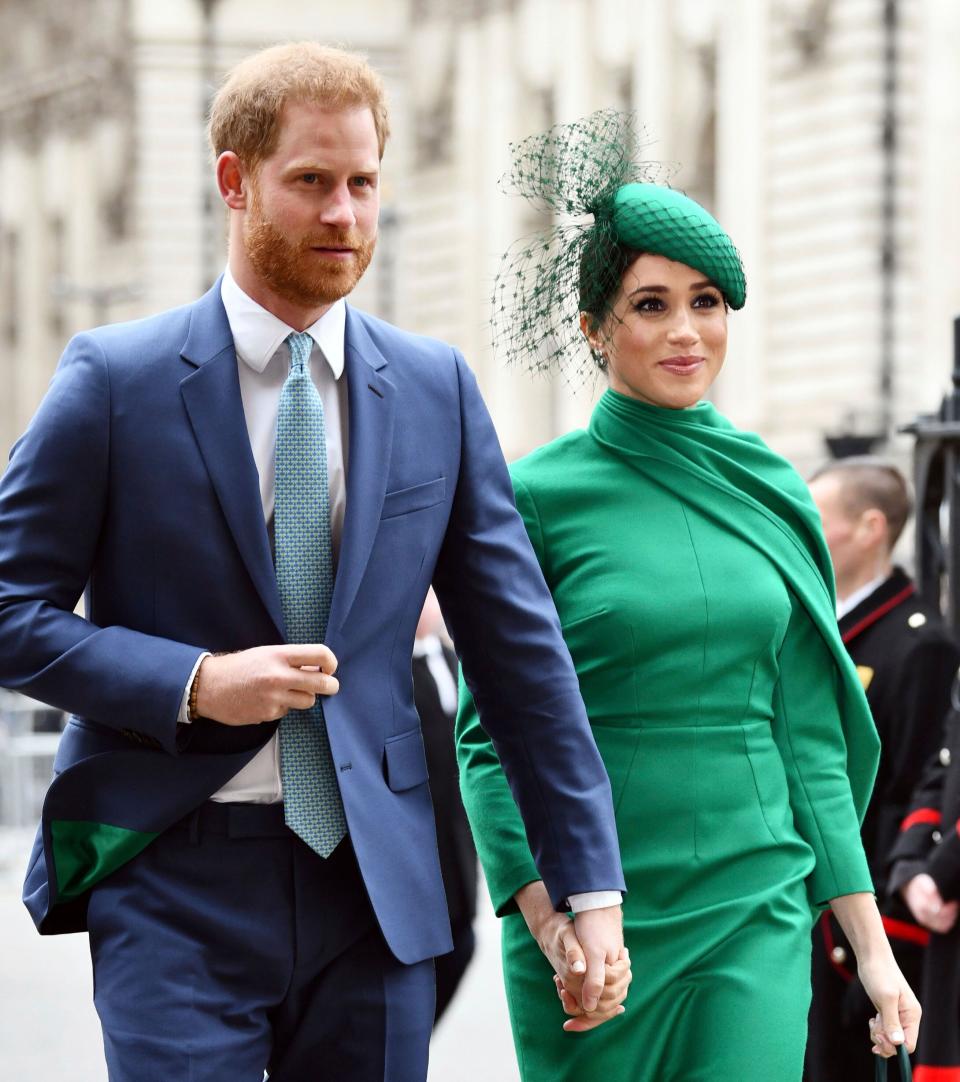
[[187, 663, 203, 722]]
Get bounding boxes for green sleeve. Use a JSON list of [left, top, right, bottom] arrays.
[[772, 592, 876, 908], [455, 473, 543, 916]]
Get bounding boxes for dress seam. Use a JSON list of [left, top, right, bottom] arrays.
[[679, 504, 708, 861]]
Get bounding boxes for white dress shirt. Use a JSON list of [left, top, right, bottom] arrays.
[[836, 573, 888, 621], [182, 267, 348, 803], [181, 271, 619, 910]]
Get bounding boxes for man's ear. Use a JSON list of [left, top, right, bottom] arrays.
[[859, 507, 889, 550], [216, 151, 248, 211]]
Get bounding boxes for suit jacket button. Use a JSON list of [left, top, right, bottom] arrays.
[[908, 612, 927, 628], [933, 830, 943, 843], [941, 747, 952, 767], [830, 946, 847, 964]]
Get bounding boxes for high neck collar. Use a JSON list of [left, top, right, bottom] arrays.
[[589, 388, 721, 448]]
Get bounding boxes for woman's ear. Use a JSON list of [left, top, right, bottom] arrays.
[[579, 311, 601, 353]]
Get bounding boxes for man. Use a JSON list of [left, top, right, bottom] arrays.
[[804, 457, 960, 1080], [412, 591, 477, 1022], [0, 43, 626, 1081], [888, 687, 960, 1077]]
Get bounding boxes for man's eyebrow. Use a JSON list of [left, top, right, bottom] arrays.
[[284, 162, 380, 174]]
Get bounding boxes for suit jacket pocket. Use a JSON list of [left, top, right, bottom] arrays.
[[380, 477, 446, 520], [383, 728, 430, 792]]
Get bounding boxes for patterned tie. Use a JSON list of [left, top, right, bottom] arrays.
[[275, 330, 347, 856]]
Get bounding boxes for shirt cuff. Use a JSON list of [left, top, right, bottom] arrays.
[[178, 652, 211, 725], [567, 890, 623, 913]]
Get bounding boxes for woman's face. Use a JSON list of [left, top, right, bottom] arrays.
[[584, 253, 728, 409]]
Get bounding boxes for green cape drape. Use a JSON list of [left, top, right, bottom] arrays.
[[587, 388, 879, 821]]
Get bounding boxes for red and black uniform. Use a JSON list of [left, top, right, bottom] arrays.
[[888, 694, 960, 1080], [805, 568, 960, 1081]]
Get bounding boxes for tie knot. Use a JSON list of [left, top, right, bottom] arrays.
[[286, 331, 314, 374]]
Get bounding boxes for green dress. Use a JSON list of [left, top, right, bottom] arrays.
[[456, 389, 880, 1081]]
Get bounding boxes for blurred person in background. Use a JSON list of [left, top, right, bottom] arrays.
[[456, 110, 918, 1082], [888, 681, 960, 1079], [805, 458, 960, 1080], [412, 589, 477, 1023], [0, 42, 627, 1082]]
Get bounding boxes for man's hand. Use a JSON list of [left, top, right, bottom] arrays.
[[513, 884, 630, 1032], [554, 948, 631, 1032], [195, 644, 339, 726], [571, 904, 625, 1013], [902, 873, 959, 934]]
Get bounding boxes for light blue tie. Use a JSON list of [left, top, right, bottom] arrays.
[[275, 330, 347, 856]]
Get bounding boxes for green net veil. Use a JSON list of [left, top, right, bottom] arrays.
[[491, 108, 746, 385]]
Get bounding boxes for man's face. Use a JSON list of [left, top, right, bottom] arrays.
[[242, 101, 380, 311]]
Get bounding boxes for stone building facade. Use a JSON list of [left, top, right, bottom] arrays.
[[2, 0, 959, 475], [401, 0, 960, 469], [0, 0, 407, 456]]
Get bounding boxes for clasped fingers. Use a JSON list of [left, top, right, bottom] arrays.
[[554, 950, 631, 1033]]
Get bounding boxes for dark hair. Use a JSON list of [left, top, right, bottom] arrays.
[[578, 229, 641, 326], [809, 456, 913, 549]]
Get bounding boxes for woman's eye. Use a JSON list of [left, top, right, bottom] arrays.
[[633, 297, 665, 313], [692, 292, 721, 308]]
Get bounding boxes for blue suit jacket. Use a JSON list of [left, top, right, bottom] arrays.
[[0, 283, 624, 962]]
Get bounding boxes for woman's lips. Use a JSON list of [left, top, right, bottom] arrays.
[[658, 356, 705, 376]]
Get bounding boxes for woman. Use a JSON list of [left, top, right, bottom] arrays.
[[456, 111, 920, 1080]]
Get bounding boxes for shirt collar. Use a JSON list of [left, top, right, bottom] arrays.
[[836, 573, 889, 620], [220, 266, 346, 379]]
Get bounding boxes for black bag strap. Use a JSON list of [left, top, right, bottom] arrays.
[[874, 1045, 912, 1081]]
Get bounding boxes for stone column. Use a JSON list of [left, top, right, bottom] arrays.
[[714, 0, 768, 434]]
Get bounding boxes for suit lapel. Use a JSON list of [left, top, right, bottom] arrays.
[[327, 307, 395, 635], [178, 285, 286, 639]]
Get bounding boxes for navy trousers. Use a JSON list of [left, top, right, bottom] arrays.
[[86, 803, 435, 1081]]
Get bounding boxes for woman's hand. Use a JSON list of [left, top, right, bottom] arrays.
[[554, 948, 632, 1032], [859, 953, 921, 1058], [513, 881, 631, 1031], [902, 873, 959, 934], [829, 892, 921, 1059], [514, 881, 588, 986]]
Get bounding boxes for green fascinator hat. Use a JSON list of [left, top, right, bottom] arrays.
[[491, 109, 746, 384], [610, 183, 746, 310]]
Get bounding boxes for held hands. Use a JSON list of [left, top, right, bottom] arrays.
[[902, 873, 959, 934], [514, 882, 631, 1032], [195, 644, 340, 725]]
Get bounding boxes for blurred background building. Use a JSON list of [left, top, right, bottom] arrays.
[[1, 0, 959, 471]]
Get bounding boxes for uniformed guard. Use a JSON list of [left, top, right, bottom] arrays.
[[888, 698, 960, 1078], [804, 457, 960, 1081]]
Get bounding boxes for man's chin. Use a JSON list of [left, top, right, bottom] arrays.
[[272, 271, 360, 310]]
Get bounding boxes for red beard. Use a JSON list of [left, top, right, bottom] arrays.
[[243, 192, 376, 309]]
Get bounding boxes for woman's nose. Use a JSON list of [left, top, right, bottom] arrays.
[[666, 310, 699, 345]]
